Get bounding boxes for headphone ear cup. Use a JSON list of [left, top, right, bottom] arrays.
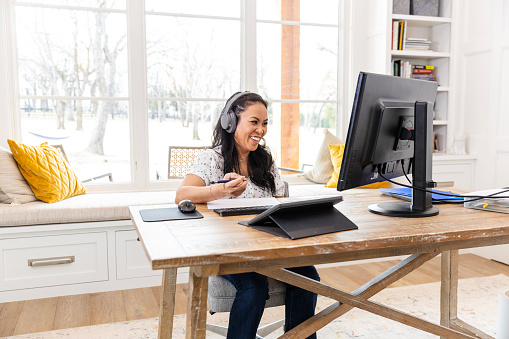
[[227, 111, 237, 133], [221, 109, 237, 133]]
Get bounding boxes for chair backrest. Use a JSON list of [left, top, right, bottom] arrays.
[[168, 146, 210, 179]]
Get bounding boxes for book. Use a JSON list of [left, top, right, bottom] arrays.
[[398, 21, 403, 51], [413, 65, 434, 70], [392, 20, 400, 50], [412, 73, 436, 81], [413, 68, 434, 74], [393, 59, 401, 77], [402, 21, 408, 50]]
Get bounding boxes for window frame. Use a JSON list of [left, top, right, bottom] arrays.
[[0, 0, 352, 192]]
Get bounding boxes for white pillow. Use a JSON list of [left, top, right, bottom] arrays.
[[0, 146, 38, 204], [304, 129, 343, 184]]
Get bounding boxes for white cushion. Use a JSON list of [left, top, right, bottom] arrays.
[[0, 191, 174, 227], [304, 130, 343, 184], [0, 146, 38, 204]]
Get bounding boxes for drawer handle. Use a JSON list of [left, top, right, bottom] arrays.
[[28, 256, 75, 267]]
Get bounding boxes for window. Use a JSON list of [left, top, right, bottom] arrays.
[[3, 0, 346, 190], [14, 0, 130, 184]]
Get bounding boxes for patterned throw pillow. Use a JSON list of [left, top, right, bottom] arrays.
[[7, 140, 86, 203]]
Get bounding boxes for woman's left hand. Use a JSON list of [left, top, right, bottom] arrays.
[[222, 173, 248, 197]]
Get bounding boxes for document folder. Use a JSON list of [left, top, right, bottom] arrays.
[[239, 195, 358, 240]]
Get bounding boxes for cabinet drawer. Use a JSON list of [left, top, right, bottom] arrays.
[[116, 230, 160, 280], [0, 232, 108, 291]]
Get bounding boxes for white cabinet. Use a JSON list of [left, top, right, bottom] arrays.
[[0, 221, 166, 303], [432, 154, 476, 190], [115, 230, 161, 280], [0, 232, 108, 291]]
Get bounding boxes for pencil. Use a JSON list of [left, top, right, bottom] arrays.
[[210, 179, 247, 184]]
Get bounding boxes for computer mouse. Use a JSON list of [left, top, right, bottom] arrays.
[[178, 199, 196, 213]]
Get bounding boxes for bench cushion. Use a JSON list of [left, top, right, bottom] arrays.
[[0, 191, 174, 227]]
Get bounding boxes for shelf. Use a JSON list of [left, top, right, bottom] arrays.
[[437, 87, 449, 92], [432, 153, 477, 161], [392, 14, 452, 27], [433, 120, 447, 126], [391, 50, 450, 58]]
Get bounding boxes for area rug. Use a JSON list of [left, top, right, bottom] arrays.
[[5, 274, 508, 339]]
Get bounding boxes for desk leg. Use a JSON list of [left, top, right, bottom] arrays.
[[185, 267, 209, 339], [441, 250, 494, 339], [159, 268, 177, 339], [441, 249, 459, 336]]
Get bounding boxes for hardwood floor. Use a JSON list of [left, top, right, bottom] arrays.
[[0, 254, 508, 337]]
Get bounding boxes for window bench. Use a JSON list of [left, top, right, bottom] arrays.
[[0, 191, 175, 303]]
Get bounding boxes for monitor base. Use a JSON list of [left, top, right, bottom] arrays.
[[369, 202, 439, 218]]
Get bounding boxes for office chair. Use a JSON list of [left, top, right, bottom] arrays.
[[167, 145, 211, 179], [207, 276, 286, 338]]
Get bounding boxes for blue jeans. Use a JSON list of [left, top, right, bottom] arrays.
[[222, 266, 319, 339]]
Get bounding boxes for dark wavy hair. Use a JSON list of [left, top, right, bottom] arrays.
[[212, 92, 276, 194]]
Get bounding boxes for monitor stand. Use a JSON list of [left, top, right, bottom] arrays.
[[369, 101, 439, 218]]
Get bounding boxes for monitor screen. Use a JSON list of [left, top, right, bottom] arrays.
[[338, 72, 439, 217]]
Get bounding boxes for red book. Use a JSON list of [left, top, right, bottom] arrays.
[[413, 69, 433, 74]]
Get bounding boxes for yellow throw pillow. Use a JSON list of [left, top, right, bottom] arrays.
[[360, 181, 391, 189], [325, 144, 345, 188], [7, 140, 86, 203], [325, 143, 390, 189]]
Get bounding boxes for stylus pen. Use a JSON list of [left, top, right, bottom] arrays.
[[210, 179, 247, 184]]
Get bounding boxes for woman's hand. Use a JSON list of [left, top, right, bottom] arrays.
[[221, 172, 248, 198]]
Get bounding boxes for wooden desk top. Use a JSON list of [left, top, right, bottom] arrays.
[[129, 189, 509, 273]]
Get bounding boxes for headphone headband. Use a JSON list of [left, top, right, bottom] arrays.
[[220, 91, 252, 133]]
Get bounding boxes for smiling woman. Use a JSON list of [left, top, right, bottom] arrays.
[[174, 91, 320, 339], [175, 92, 285, 204]]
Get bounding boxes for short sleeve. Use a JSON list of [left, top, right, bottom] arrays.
[[187, 148, 224, 186]]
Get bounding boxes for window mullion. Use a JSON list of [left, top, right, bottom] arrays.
[[0, 0, 21, 146], [242, 0, 257, 91], [127, 0, 149, 188]]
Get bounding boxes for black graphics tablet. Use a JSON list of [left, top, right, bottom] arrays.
[[238, 195, 358, 240]]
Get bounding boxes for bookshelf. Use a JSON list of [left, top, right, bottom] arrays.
[[386, 0, 454, 153]]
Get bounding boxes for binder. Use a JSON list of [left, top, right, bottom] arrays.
[[379, 188, 464, 202], [239, 195, 358, 240]]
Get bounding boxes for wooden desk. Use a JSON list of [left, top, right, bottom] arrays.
[[129, 189, 509, 339]]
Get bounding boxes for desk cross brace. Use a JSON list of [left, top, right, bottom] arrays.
[[256, 250, 491, 339]]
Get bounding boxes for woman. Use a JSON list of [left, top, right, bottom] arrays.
[[175, 92, 319, 339]]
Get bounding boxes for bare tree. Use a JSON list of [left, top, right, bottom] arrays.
[[86, 9, 126, 155], [71, 11, 93, 131]]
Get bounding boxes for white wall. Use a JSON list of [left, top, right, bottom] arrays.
[[454, 0, 509, 264], [454, 0, 509, 191]]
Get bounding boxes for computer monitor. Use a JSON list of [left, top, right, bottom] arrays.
[[337, 72, 439, 217]]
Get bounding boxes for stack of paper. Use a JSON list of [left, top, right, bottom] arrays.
[[464, 189, 509, 214], [405, 38, 432, 50]]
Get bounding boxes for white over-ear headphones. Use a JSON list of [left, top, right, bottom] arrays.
[[220, 91, 252, 133]]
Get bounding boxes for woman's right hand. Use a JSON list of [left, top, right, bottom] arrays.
[[221, 172, 248, 197]]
